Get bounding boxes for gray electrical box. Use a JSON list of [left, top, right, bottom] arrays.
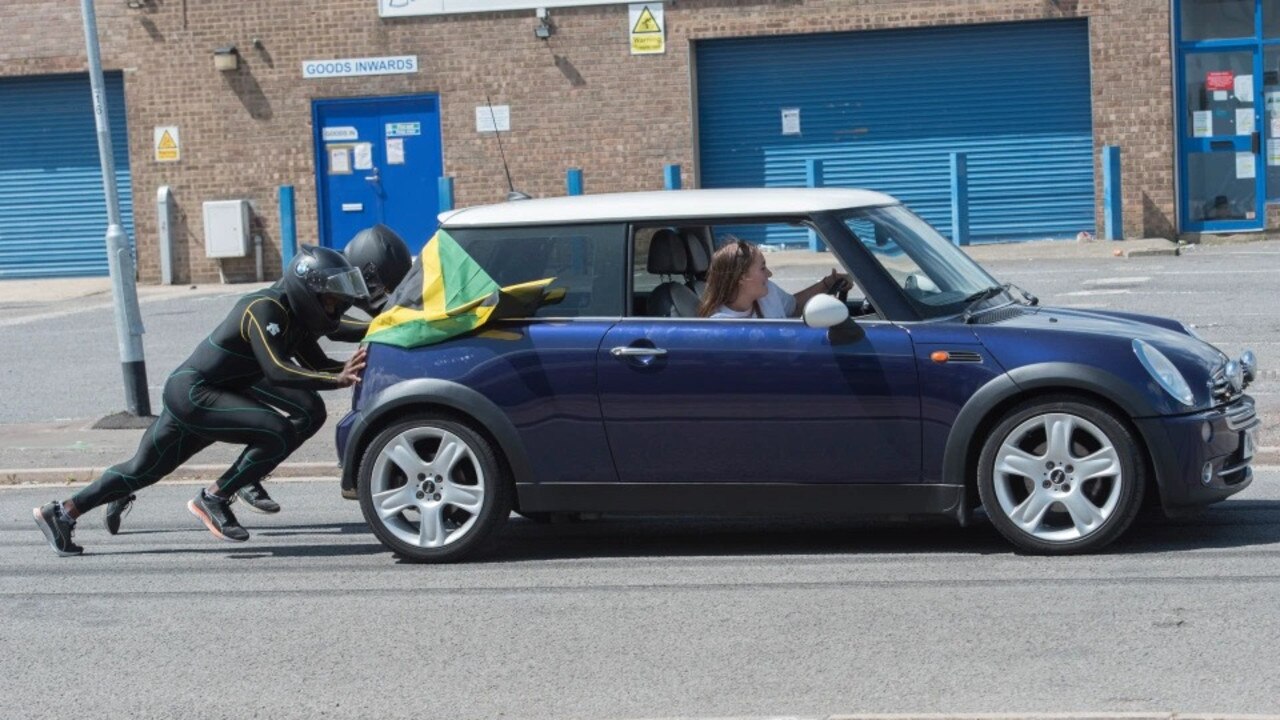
[[202, 200, 251, 258]]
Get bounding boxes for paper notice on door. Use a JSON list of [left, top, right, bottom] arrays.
[[1193, 110, 1213, 137], [1214, 90, 1229, 101], [1235, 74, 1254, 102], [387, 137, 405, 165], [1237, 151, 1256, 178], [1236, 108, 1256, 135], [328, 146, 351, 174], [353, 142, 373, 170], [1268, 141, 1280, 166]]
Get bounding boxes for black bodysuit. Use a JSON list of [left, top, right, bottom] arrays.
[[71, 286, 347, 511]]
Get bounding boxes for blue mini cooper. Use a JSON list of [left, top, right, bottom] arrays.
[[335, 189, 1260, 562]]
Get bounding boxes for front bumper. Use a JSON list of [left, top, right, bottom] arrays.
[[1134, 396, 1260, 513]]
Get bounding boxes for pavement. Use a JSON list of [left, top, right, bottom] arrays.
[[0, 234, 1271, 488]]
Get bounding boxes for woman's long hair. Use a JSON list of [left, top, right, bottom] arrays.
[[697, 237, 762, 318]]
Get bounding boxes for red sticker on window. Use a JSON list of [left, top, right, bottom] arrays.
[[1206, 70, 1234, 91]]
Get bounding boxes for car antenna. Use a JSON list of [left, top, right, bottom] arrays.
[[486, 93, 530, 201]]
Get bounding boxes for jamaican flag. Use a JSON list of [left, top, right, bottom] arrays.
[[363, 229, 561, 348]]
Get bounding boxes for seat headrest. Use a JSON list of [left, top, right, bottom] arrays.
[[684, 231, 710, 274], [646, 229, 687, 275]]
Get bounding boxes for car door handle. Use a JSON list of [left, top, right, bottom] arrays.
[[610, 346, 667, 357]]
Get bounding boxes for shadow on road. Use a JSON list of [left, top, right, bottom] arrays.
[[470, 500, 1280, 563]]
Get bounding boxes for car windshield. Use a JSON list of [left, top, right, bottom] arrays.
[[841, 205, 1002, 319]]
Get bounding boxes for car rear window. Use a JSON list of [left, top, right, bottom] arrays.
[[447, 224, 627, 318]]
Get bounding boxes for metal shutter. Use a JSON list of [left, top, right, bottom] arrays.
[[696, 20, 1094, 245], [0, 72, 134, 278]]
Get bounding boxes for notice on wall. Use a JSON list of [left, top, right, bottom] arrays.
[[781, 108, 801, 135], [1234, 74, 1254, 102], [154, 126, 180, 162], [475, 105, 510, 133], [328, 146, 351, 175], [387, 137, 405, 165], [1193, 110, 1213, 137], [1237, 108, 1256, 135], [353, 142, 373, 170], [1268, 140, 1280, 166], [629, 3, 665, 55], [1236, 151, 1256, 179]]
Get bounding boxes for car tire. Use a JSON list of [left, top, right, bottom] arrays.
[[977, 396, 1145, 555], [358, 414, 511, 563]]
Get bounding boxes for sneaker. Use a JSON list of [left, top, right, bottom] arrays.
[[104, 494, 136, 535], [33, 502, 83, 556], [187, 491, 249, 542], [236, 481, 281, 514]]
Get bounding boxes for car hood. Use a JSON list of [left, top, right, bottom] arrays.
[[968, 304, 1230, 413]]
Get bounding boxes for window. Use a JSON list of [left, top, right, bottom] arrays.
[[448, 224, 627, 318]]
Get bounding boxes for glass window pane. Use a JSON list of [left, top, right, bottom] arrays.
[[1265, 46, 1280, 197], [1264, 0, 1280, 37], [450, 224, 627, 318], [1184, 51, 1255, 136], [1182, 0, 1255, 41], [1187, 152, 1257, 221]]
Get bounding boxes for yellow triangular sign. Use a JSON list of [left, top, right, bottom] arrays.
[[632, 6, 660, 33], [158, 130, 177, 150]]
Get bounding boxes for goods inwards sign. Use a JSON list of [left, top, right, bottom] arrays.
[[302, 55, 419, 79]]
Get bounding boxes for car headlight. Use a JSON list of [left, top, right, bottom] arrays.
[[1133, 339, 1195, 406]]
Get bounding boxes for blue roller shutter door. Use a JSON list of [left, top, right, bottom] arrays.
[[696, 20, 1094, 245], [0, 72, 134, 278]]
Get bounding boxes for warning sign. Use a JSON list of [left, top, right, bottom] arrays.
[[629, 3, 664, 55], [154, 126, 180, 163]]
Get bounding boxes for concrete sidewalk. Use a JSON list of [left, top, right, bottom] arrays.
[[1, 234, 1271, 487]]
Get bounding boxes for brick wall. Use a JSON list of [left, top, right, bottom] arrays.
[[2, 0, 1176, 283]]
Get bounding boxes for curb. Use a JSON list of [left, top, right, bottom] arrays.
[[627, 714, 1280, 720], [0, 461, 339, 486]]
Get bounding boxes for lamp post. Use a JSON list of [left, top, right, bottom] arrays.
[[80, 0, 151, 417]]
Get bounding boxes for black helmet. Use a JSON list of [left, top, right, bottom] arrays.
[[284, 245, 370, 335], [344, 224, 412, 314]]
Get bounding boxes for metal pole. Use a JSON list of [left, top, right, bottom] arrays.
[[1103, 145, 1123, 241], [279, 185, 297, 272], [81, 0, 150, 416], [950, 152, 970, 247]]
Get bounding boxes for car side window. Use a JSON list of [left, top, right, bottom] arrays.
[[448, 223, 627, 318]]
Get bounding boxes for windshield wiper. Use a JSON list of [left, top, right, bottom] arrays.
[[961, 285, 1008, 323], [1007, 283, 1039, 306]]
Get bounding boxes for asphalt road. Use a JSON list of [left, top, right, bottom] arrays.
[[3, 474, 1278, 719]]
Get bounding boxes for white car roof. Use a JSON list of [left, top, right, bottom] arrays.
[[438, 188, 899, 228]]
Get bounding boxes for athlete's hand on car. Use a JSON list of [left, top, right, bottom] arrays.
[[337, 347, 368, 387]]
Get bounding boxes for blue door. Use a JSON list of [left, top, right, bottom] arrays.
[[596, 320, 921, 484], [312, 95, 442, 254]]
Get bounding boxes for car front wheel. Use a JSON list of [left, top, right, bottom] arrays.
[[358, 414, 511, 563], [977, 396, 1145, 554]]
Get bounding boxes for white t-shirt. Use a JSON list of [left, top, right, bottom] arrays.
[[710, 280, 796, 319]]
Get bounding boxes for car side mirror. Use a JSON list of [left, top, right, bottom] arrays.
[[804, 293, 865, 344], [803, 294, 850, 329]]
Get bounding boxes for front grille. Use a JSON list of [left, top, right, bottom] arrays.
[[1211, 364, 1242, 405], [1224, 397, 1256, 431]]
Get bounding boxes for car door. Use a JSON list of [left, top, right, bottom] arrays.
[[596, 317, 921, 485]]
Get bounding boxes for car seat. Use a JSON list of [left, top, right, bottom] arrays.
[[683, 229, 710, 296], [647, 229, 700, 317]]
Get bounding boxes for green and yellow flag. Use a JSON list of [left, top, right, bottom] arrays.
[[364, 229, 561, 348]]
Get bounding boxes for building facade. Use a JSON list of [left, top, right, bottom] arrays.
[[0, 0, 1252, 283]]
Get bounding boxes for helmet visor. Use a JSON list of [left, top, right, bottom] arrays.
[[317, 266, 370, 300]]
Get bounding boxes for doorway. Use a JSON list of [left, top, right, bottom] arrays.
[[312, 94, 443, 254]]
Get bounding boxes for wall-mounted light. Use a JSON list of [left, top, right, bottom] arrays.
[[534, 7, 553, 40], [213, 45, 239, 72]]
